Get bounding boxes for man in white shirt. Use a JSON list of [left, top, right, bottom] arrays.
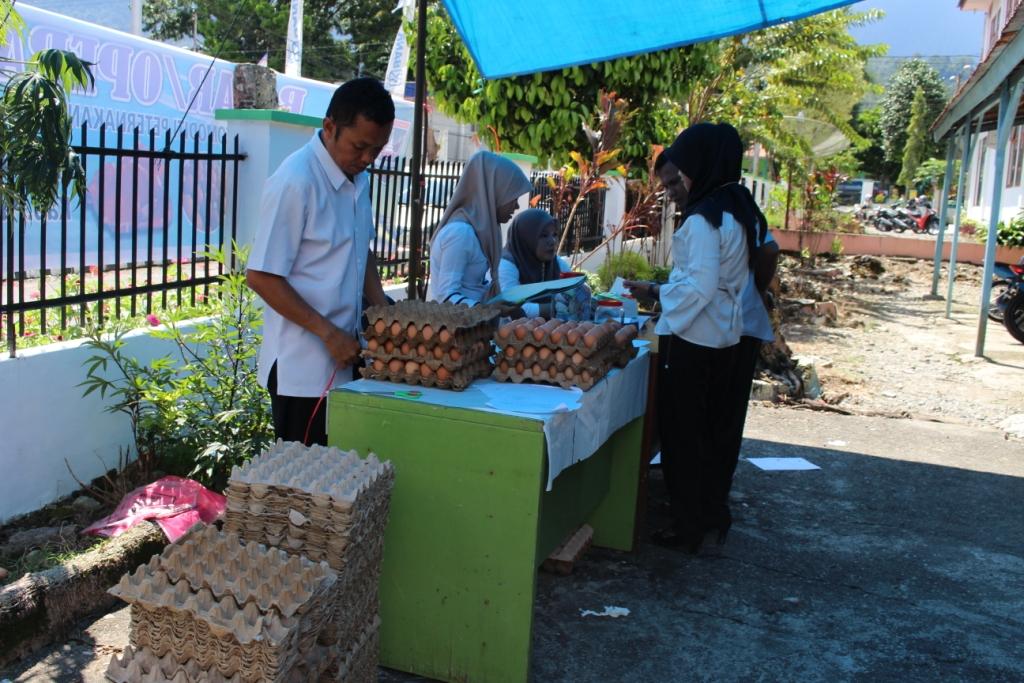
[[246, 78, 394, 446]]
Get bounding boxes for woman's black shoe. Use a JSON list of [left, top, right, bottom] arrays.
[[650, 527, 703, 554]]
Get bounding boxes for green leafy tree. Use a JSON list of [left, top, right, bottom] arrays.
[[851, 105, 898, 181], [420, 3, 715, 168], [1, 1, 94, 216], [897, 87, 929, 189], [685, 8, 884, 163], [879, 59, 946, 165], [143, 0, 400, 83], [913, 157, 959, 197]]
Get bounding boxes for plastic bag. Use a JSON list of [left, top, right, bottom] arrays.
[[83, 476, 225, 542]]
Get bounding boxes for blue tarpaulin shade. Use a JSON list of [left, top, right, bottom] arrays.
[[439, 0, 860, 79]]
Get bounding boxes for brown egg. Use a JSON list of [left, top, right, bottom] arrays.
[[367, 338, 379, 352], [572, 352, 584, 365], [538, 347, 552, 360], [373, 359, 385, 372], [421, 324, 434, 340], [417, 343, 428, 357], [531, 364, 544, 378], [504, 345, 517, 358], [400, 341, 412, 355], [449, 347, 462, 362], [419, 363, 434, 378], [564, 366, 575, 379], [373, 319, 386, 335], [499, 360, 510, 373], [522, 345, 536, 359], [384, 340, 395, 354], [439, 328, 452, 344], [407, 323, 418, 338], [547, 365, 558, 379], [436, 366, 451, 382], [555, 349, 567, 364], [405, 360, 419, 375], [513, 325, 528, 340], [433, 345, 445, 360], [390, 321, 402, 336], [388, 359, 403, 373], [515, 361, 525, 374]]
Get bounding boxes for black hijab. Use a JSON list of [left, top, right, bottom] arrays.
[[664, 122, 767, 264], [502, 209, 562, 284]]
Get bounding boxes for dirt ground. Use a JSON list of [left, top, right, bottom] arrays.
[[775, 254, 1024, 432]]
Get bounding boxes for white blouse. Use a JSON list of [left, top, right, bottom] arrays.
[[498, 256, 571, 318], [655, 211, 749, 349], [426, 221, 490, 306]]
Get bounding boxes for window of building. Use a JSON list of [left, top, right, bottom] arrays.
[[1007, 126, 1024, 187], [975, 144, 988, 207]]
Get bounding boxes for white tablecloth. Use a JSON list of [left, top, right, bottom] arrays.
[[340, 345, 650, 490]]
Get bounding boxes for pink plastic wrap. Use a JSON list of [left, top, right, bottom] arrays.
[[83, 476, 226, 542]]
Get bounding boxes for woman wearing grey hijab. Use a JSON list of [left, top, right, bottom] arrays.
[[426, 150, 532, 306]]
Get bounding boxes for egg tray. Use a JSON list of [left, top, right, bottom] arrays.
[[227, 443, 393, 507], [226, 514, 387, 572], [364, 322, 495, 353], [495, 319, 636, 359], [105, 641, 336, 683], [360, 357, 492, 391], [364, 300, 501, 339], [126, 603, 319, 683], [493, 357, 613, 391], [362, 338, 492, 373], [495, 339, 623, 372], [324, 616, 381, 683]]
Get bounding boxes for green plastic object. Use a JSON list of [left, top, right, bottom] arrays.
[[486, 275, 585, 306], [327, 392, 643, 683]]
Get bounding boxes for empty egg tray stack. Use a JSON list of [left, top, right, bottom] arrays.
[[222, 441, 395, 682], [360, 300, 500, 390], [106, 525, 338, 683], [493, 318, 639, 390]]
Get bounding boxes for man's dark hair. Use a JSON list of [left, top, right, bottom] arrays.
[[325, 77, 395, 128]]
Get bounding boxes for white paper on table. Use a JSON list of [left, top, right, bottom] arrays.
[[610, 276, 627, 295], [746, 457, 820, 471], [479, 382, 583, 415]]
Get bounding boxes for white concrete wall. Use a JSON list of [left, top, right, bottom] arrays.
[[965, 130, 1024, 225], [0, 327, 189, 522]]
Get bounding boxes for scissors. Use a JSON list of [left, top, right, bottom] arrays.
[[359, 389, 423, 399]]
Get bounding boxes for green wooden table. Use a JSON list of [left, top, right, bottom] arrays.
[[327, 368, 647, 683]]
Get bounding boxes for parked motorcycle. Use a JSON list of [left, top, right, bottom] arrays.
[[896, 198, 940, 235], [997, 258, 1024, 343], [988, 261, 1019, 323]]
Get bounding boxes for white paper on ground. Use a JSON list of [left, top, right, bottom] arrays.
[[747, 457, 820, 471], [580, 606, 630, 618]]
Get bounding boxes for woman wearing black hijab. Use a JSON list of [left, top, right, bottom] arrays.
[[626, 122, 766, 552]]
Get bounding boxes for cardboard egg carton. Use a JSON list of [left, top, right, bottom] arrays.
[[364, 323, 495, 355], [363, 337, 492, 370], [493, 357, 613, 391], [324, 617, 381, 683], [364, 300, 500, 345], [495, 319, 625, 357], [360, 356, 492, 391]]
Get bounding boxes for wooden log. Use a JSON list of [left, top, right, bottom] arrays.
[[541, 524, 594, 576], [0, 521, 166, 667]]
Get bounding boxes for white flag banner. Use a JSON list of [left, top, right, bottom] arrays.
[[383, 25, 409, 97], [285, 0, 304, 77]]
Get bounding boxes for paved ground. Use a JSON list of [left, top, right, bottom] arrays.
[[4, 406, 1022, 682]]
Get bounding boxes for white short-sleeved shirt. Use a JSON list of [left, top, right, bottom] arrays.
[[426, 221, 490, 305], [741, 229, 775, 342], [248, 130, 373, 397], [498, 256, 571, 318], [655, 211, 749, 349]]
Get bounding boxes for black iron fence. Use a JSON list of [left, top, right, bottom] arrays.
[[1, 123, 245, 355], [367, 156, 465, 281], [529, 172, 607, 254]]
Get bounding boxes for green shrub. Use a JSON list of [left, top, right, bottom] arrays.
[[974, 214, 1024, 247], [80, 247, 271, 491], [596, 251, 654, 290]]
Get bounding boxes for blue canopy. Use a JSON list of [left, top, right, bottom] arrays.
[[439, 0, 860, 79]]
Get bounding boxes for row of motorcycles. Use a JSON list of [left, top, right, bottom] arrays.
[[855, 198, 940, 235], [990, 257, 1024, 344]]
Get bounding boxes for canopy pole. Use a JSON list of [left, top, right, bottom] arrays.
[[977, 78, 1024, 356], [946, 113, 980, 319], [930, 138, 956, 297], [406, 0, 428, 300]]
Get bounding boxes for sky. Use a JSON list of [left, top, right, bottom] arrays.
[[850, 0, 985, 57]]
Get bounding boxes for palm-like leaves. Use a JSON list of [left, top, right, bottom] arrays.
[[1, 40, 95, 216]]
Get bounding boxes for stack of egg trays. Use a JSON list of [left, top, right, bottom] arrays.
[[106, 642, 337, 683], [108, 526, 337, 683], [222, 441, 394, 658], [360, 300, 501, 390], [324, 616, 381, 683], [493, 319, 638, 390]]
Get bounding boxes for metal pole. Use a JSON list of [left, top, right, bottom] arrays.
[[406, 0, 428, 300], [930, 137, 955, 297], [783, 164, 793, 231], [130, 0, 143, 36], [946, 114, 979, 319], [977, 79, 1024, 356]]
